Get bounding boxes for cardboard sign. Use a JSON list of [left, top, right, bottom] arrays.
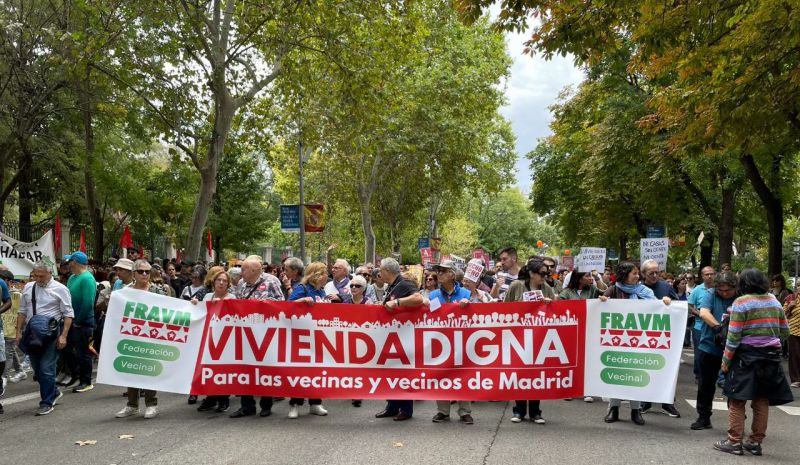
[[578, 247, 606, 273], [640, 238, 668, 271], [464, 262, 484, 283], [523, 290, 545, 302]]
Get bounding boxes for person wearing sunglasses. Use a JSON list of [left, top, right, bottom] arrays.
[[505, 258, 555, 425], [348, 275, 373, 305], [421, 273, 438, 300], [116, 259, 166, 420]]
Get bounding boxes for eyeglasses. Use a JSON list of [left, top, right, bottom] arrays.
[[426, 277, 435, 281], [537, 271, 549, 277], [135, 269, 150, 275], [717, 286, 735, 293], [349, 284, 363, 289]]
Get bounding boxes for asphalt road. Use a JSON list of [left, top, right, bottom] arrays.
[[1, 350, 798, 465]]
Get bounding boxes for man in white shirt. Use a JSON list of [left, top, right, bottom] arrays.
[[16, 261, 74, 415]]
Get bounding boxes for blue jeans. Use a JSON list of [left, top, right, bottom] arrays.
[[29, 337, 60, 407]]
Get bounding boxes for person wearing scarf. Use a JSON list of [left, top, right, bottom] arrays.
[[599, 261, 671, 426]]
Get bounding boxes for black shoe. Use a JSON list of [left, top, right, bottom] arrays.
[[216, 400, 230, 413], [691, 417, 712, 430], [604, 406, 619, 423], [631, 409, 645, 425], [743, 441, 762, 456], [640, 402, 652, 414], [197, 398, 217, 412], [432, 412, 450, 423], [662, 404, 681, 418], [229, 408, 254, 418], [461, 414, 474, 424], [0, 403, 4, 414], [375, 410, 398, 418], [393, 412, 412, 421], [259, 409, 272, 417], [352, 400, 362, 407], [188, 395, 198, 405]]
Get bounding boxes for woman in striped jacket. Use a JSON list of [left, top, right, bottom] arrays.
[[713, 268, 793, 456]]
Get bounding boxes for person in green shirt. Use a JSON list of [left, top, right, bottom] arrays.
[[63, 251, 97, 393]]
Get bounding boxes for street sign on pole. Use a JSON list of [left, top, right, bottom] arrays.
[[280, 205, 300, 233]]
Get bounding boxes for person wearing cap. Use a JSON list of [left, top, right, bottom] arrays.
[[63, 251, 97, 393], [426, 260, 471, 307], [112, 258, 135, 291], [426, 260, 474, 425], [116, 259, 166, 420]]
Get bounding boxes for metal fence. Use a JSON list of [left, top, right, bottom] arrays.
[[0, 220, 53, 242]]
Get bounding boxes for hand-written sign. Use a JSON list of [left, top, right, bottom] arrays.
[[640, 238, 668, 270], [578, 248, 606, 273]]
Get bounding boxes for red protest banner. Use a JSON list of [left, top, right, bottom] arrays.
[[191, 300, 586, 400]]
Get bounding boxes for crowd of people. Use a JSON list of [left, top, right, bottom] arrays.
[[0, 245, 796, 456]]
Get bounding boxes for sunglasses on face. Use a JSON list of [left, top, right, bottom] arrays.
[[135, 269, 150, 275], [537, 271, 548, 277], [350, 284, 363, 289]]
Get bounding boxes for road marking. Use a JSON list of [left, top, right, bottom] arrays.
[[2, 391, 41, 406], [684, 399, 728, 411], [777, 406, 800, 416]]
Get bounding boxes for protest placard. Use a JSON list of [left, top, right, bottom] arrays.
[[640, 238, 669, 270], [578, 247, 606, 272]]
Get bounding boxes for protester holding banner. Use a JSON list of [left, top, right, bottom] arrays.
[[228, 256, 284, 419], [558, 271, 600, 301], [505, 258, 553, 424], [115, 259, 166, 420], [286, 261, 330, 418], [194, 267, 235, 413], [599, 261, 671, 426], [349, 275, 374, 305], [376, 257, 423, 422], [462, 259, 492, 303], [639, 260, 681, 418], [714, 269, 793, 456], [691, 270, 738, 431]]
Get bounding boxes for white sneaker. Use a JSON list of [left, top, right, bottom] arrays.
[[288, 405, 299, 419], [309, 404, 328, 416], [144, 406, 158, 419], [10, 372, 27, 383], [583, 396, 594, 403], [116, 406, 139, 418]]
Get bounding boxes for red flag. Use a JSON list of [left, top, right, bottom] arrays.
[[119, 225, 133, 249], [54, 216, 61, 255], [207, 228, 213, 258], [79, 229, 87, 253]]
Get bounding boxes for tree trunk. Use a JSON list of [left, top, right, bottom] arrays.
[[700, 235, 714, 269], [740, 153, 783, 275], [717, 184, 736, 267], [358, 189, 376, 264], [619, 233, 628, 261], [79, 62, 104, 260], [17, 144, 33, 242], [184, 98, 235, 261]]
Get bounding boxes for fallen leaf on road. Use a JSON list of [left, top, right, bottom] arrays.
[[75, 440, 97, 446], [392, 442, 403, 448], [118, 435, 135, 440]]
